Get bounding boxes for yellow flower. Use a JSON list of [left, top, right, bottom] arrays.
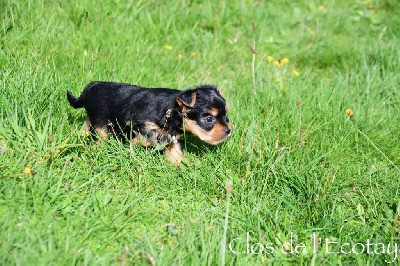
[[192, 52, 196, 56], [178, 54, 182, 59], [147, 188, 152, 192], [276, 78, 281, 83], [273, 60, 283, 67], [292, 70, 299, 76], [23, 167, 31, 174], [165, 46, 173, 50], [282, 58, 289, 64], [346, 109, 354, 117], [319, 5, 325, 11], [267, 56, 273, 62]]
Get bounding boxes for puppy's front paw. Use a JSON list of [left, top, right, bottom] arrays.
[[165, 142, 185, 167]]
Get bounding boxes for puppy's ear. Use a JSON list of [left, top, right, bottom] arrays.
[[176, 90, 197, 108], [215, 86, 223, 97]]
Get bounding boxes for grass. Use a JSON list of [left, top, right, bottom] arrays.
[[1, 0, 400, 264]]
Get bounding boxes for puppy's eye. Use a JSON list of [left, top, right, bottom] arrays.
[[205, 116, 215, 123]]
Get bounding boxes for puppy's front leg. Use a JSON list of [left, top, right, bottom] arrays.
[[165, 141, 185, 167]]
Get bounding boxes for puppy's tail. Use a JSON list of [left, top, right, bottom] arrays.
[[67, 91, 84, 109]]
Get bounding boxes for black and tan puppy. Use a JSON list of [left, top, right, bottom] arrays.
[[67, 81, 232, 166]]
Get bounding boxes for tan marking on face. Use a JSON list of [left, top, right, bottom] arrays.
[[184, 119, 231, 145], [82, 116, 91, 136], [209, 108, 219, 117], [165, 142, 185, 167], [209, 122, 227, 142]]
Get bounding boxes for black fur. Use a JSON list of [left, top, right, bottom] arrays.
[[67, 81, 230, 140]]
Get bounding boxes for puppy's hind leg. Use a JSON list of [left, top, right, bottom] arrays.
[[82, 116, 91, 137], [94, 126, 108, 141]]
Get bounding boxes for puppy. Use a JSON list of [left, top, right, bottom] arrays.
[[67, 81, 232, 166]]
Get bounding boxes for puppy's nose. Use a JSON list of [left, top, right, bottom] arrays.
[[224, 128, 231, 135]]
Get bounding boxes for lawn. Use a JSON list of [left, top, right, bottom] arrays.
[[1, 0, 400, 264]]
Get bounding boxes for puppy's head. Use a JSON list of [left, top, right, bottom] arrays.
[[176, 85, 232, 145]]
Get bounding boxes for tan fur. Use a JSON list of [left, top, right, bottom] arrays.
[[129, 122, 175, 147], [209, 108, 219, 117], [132, 134, 153, 147], [95, 126, 108, 140], [184, 119, 231, 145], [82, 116, 91, 136], [165, 142, 185, 167], [209, 122, 227, 142], [144, 121, 161, 131], [176, 92, 197, 108], [216, 87, 223, 96]]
